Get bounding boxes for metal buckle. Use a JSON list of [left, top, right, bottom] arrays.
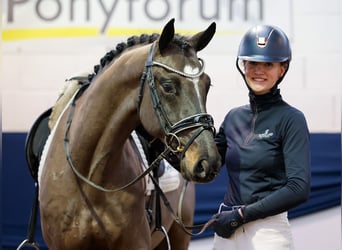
[[218, 203, 242, 213]]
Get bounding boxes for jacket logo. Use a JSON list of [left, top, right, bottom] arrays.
[[257, 129, 274, 139]]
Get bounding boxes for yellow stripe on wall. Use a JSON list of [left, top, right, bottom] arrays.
[[106, 27, 160, 37], [2, 27, 238, 41], [2, 27, 100, 41], [2, 27, 202, 41]]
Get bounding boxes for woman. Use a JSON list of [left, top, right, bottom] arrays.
[[212, 25, 311, 250]]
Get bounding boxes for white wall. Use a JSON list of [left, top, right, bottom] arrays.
[[2, 0, 341, 133]]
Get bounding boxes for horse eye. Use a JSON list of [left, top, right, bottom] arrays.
[[161, 80, 176, 94]]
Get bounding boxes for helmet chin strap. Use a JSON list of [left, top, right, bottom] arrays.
[[236, 58, 251, 92]]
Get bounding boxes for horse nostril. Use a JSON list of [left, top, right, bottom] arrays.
[[195, 159, 208, 179]]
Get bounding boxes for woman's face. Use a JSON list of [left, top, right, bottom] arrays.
[[244, 61, 286, 95]]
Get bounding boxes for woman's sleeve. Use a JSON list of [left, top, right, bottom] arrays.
[[243, 110, 311, 222]]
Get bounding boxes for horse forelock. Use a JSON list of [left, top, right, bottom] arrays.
[[171, 34, 192, 50]]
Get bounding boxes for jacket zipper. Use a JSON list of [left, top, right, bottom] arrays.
[[244, 103, 258, 144]]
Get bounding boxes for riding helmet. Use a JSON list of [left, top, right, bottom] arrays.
[[237, 25, 291, 63]]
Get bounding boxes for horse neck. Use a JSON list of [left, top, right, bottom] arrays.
[[66, 46, 149, 181]]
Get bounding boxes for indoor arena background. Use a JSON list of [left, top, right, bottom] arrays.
[[2, 0, 341, 249]]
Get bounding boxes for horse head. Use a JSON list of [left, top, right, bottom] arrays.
[[138, 19, 221, 183]]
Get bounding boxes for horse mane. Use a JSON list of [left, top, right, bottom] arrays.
[[48, 32, 190, 129], [87, 33, 158, 83], [87, 33, 191, 83]]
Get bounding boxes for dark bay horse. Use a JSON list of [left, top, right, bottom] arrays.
[[38, 19, 221, 250]]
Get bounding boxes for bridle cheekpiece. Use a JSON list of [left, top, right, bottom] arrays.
[[137, 43, 215, 158]]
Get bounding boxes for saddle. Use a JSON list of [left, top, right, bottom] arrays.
[[25, 108, 52, 181]]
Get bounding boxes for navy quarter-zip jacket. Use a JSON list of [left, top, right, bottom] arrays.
[[215, 89, 311, 222]]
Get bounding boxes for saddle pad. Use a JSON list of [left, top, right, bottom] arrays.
[[131, 131, 180, 195], [154, 159, 181, 193]]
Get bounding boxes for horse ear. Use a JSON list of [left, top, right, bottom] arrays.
[[190, 22, 216, 52], [158, 18, 175, 53]]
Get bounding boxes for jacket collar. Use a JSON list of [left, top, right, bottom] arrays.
[[249, 88, 282, 112]]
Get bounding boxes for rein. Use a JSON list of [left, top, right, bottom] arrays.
[[63, 82, 168, 193], [64, 95, 170, 192], [149, 173, 216, 237]]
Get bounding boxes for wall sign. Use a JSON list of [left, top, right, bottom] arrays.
[[3, 0, 292, 40]]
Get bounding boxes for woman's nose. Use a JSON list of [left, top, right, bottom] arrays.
[[254, 64, 267, 73], [254, 65, 263, 72]]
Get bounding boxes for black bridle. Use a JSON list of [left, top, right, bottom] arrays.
[[137, 43, 216, 160]]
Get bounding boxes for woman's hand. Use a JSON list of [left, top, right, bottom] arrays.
[[212, 209, 244, 238]]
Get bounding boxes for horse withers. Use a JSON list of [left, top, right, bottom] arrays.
[[37, 19, 221, 250]]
